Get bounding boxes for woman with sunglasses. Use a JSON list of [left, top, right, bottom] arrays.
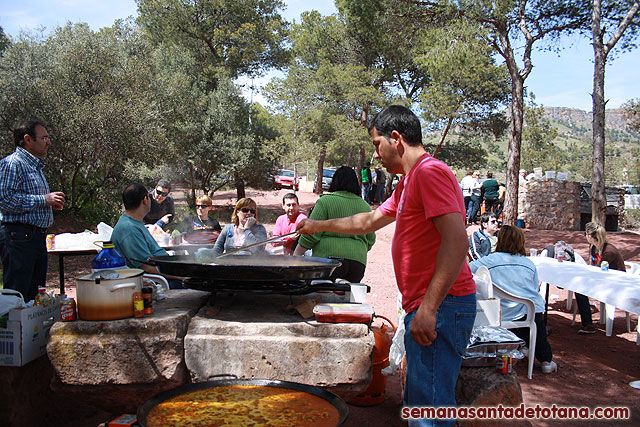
[[214, 198, 267, 256]]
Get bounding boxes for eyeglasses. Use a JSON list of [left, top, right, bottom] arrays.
[[156, 189, 169, 197], [196, 204, 210, 209], [240, 207, 256, 214], [489, 220, 498, 224]]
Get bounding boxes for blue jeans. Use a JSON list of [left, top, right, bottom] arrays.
[[467, 195, 481, 222], [361, 182, 370, 200], [0, 223, 48, 302], [403, 293, 476, 426]]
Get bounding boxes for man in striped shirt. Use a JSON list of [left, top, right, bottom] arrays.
[[0, 120, 65, 301]]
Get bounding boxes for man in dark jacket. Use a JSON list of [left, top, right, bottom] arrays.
[[143, 178, 175, 229], [468, 212, 499, 260]]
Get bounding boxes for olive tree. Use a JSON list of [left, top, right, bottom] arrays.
[[0, 22, 165, 222]]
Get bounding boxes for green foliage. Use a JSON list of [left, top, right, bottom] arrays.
[[622, 99, 640, 133], [0, 21, 164, 219], [136, 0, 289, 86], [0, 27, 9, 54], [415, 20, 510, 134], [521, 101, 564, 171]]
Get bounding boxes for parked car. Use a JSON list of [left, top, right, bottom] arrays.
[[314, 168, 336, 191], [272, 169, 299, 190]]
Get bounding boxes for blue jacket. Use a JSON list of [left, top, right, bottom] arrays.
[[469, 229, 491, 261], [469, 252, 544, 321]]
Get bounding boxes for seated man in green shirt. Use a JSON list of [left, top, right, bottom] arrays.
[[111, 182, 183, 288]]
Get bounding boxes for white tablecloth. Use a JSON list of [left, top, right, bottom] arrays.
[[529, 256, 640, 316]]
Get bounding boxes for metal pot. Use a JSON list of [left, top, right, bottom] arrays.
[[76, 268, 143, 320], [144, 254, 341, 282], [136, 378, 349, 426]]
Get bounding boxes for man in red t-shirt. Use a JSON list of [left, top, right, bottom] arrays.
[[297, 105, 476, 425], [272, 193, 307, 255]]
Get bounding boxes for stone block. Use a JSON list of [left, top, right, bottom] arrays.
[[184, 293, 375, 398], [47, 289, 208, 386]]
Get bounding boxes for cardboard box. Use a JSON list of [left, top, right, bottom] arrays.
[[0, 298, 61, 366]]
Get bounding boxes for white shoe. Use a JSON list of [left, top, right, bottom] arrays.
[[541, 361, 557, 374]]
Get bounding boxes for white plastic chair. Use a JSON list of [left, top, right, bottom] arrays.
[[492, 283, 537, 380], [143, 273, 170, 291]]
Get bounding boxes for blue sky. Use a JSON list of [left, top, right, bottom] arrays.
[[2, 0, 639, 111]]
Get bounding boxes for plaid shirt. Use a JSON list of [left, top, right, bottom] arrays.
[[0, 146, 53, 228]]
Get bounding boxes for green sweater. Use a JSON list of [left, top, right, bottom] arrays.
[[298, 191, 376, 265]]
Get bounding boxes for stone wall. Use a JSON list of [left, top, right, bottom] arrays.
[[518, 180, 582, 230]]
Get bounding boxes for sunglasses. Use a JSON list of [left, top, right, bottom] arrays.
[[240, 207, 256, 214], [196, 204, 210, 209], [489, 220, 498, 224], [156, 189, 169, 197]]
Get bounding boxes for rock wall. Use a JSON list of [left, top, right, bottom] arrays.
[[518, 180, 582, 231]]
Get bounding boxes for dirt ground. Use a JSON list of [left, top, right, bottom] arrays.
[[40, 187, 640, 426]]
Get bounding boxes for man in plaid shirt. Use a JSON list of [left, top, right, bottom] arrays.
[[0, 120, 65, 301]]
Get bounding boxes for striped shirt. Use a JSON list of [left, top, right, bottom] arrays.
[[0, 146, 53, 228]]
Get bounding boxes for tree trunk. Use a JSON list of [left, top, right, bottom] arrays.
[[591, 51, 607, 225], [315, 144, 326, 194], [234, 171, 245, 200], [358, 145, 365, 188], [189, 162, 196, 202], [503, 75, 524, 227]]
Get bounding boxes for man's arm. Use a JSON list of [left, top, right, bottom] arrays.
[[410, 211, 469, 346], [296, 208, 394, 236]]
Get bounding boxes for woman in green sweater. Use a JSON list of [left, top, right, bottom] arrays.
[[294, 166, 376, 282]]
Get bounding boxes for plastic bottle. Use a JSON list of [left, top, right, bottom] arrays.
[[142, 287, 153, 315], [91, 241, 126, 273], [34, 287, 54, 307], [133, 292, 144, 318]]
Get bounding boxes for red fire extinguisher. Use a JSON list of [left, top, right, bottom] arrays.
[[348, 314, 396, 406]]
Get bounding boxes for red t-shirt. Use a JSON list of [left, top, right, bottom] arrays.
[[379, 153, 476, 313]]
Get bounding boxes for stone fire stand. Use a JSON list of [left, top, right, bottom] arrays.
[[45, 289, 374, 413]]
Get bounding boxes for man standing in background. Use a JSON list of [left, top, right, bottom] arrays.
[[361, 162, 371, 202], [0, 120, 65, 301], [481, 172, 500, 214]]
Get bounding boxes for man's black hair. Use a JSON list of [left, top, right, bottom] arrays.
[[282, 193, 299, 204], [368, 105, 422, 147], [156, 178, 171, 192], [13, 119, 47, 147], [123, 182, 148, 210], [328, 166, 360, 196], [480, 212, 498, 230]]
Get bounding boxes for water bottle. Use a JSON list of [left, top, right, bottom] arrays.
[[91, 241, 126, 273]]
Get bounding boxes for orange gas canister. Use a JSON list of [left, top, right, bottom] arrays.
[[348, 314, 395, 406]]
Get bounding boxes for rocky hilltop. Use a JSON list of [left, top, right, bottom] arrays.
[[543, 106, 630, 132]]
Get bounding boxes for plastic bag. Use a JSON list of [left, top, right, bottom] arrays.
[[0, 289, 26, 317], [382, 291, 406, 376], [473, 266, 492, 300], [96, 222, 113, 242]]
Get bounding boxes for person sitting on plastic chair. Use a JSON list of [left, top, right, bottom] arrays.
[[541, 241, 596, 334], [470, 225, 557, 374]]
